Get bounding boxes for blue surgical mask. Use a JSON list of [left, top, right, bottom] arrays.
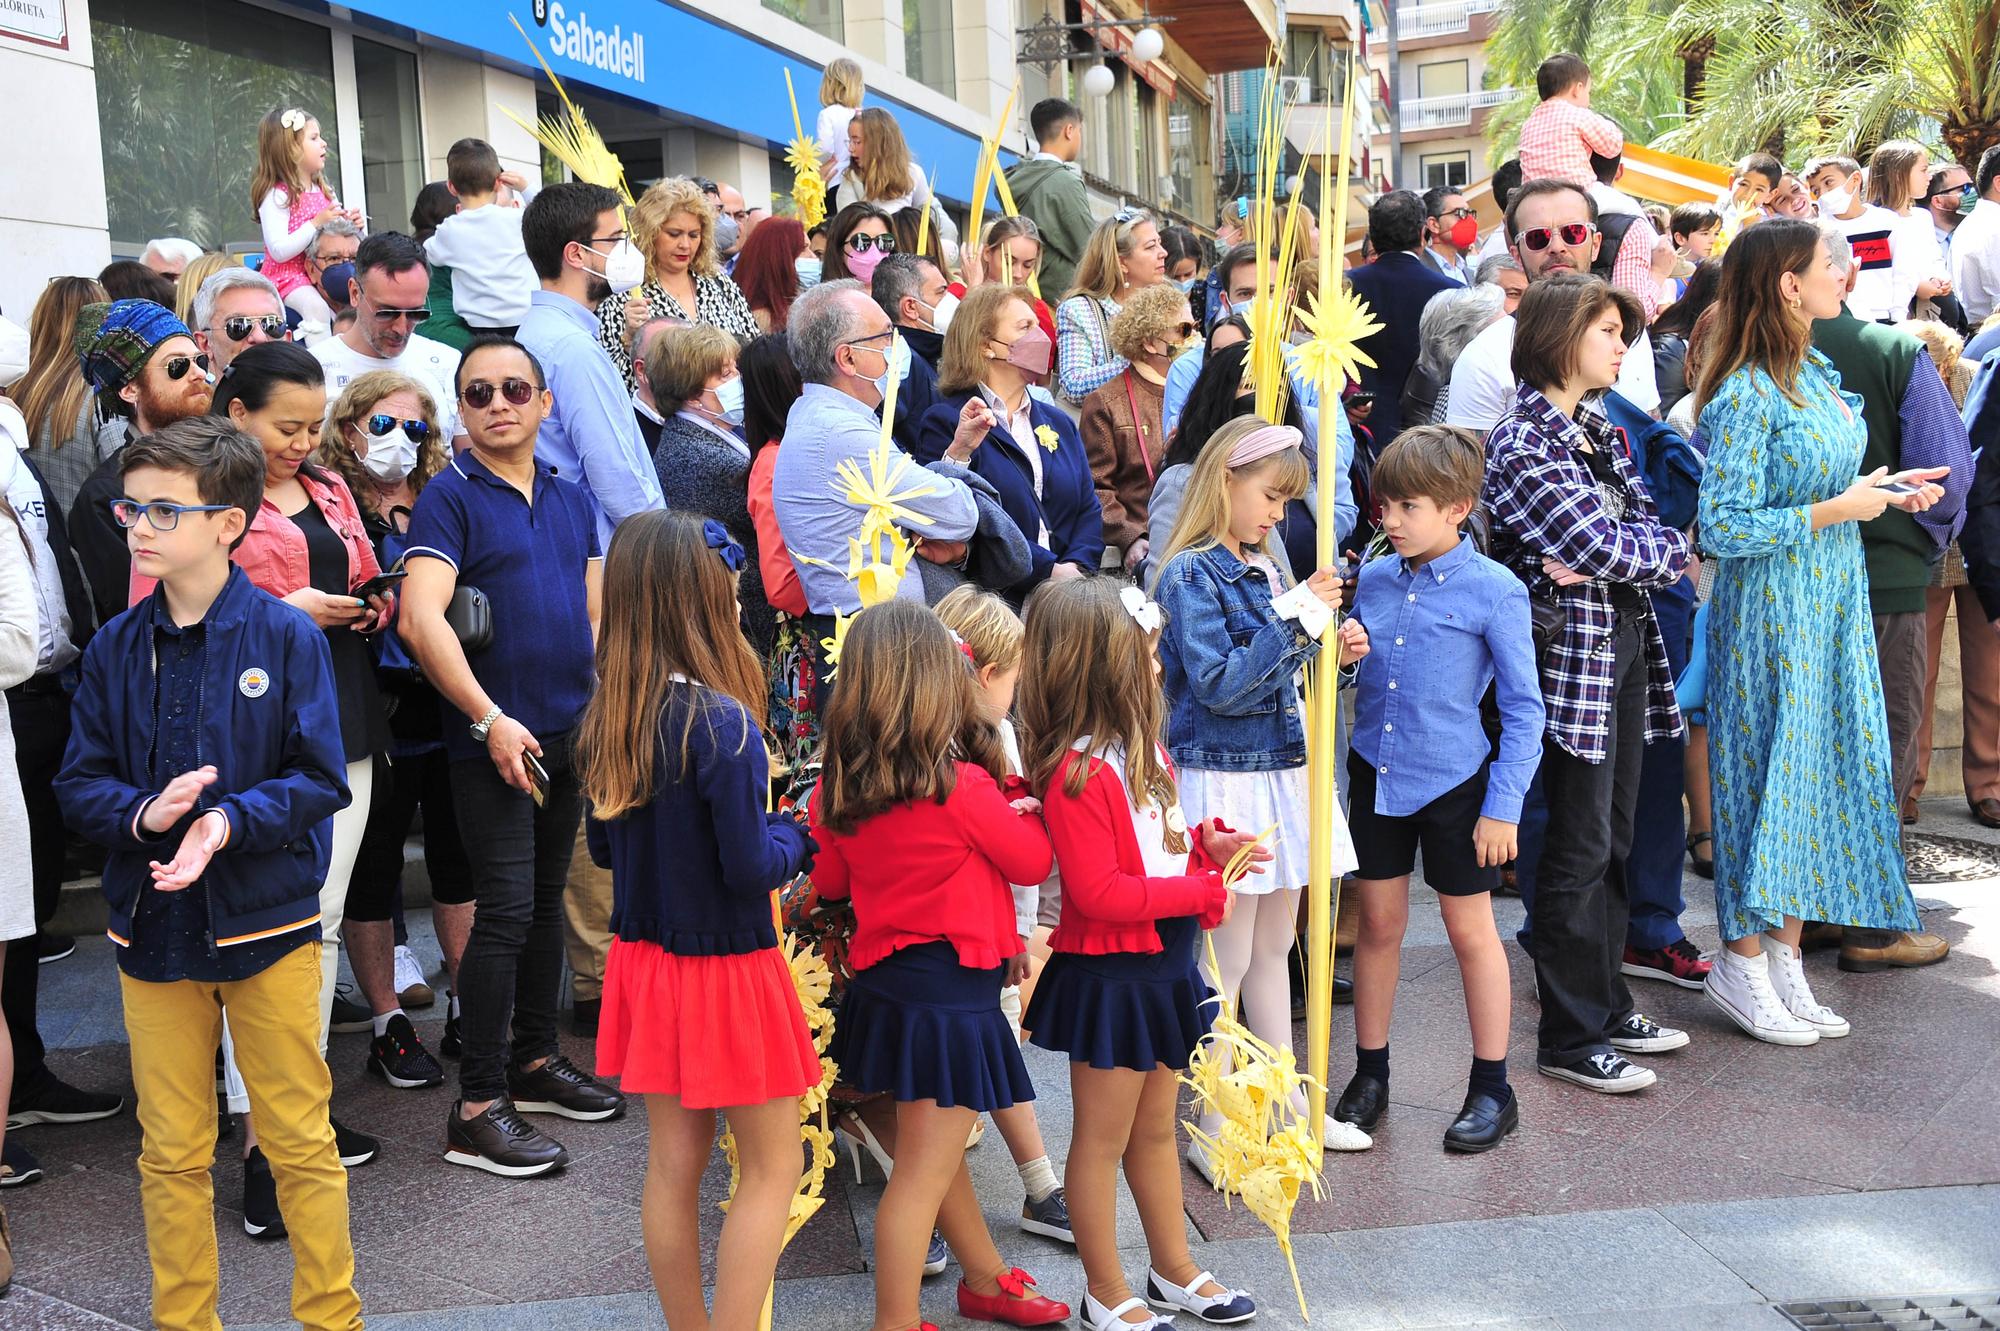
[[1175, 277, 1196, 294], [867, 334, 910, 400], [713, 374, 745, 426], [796, 255, 822, 288]]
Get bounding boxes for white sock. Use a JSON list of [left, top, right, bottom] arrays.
[[448, 992, 461, 1019], [372, 1007, 406, 1037], [1018, 1154, 1059, 1203]]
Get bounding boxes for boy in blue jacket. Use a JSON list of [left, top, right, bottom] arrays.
[[53, 418, 360, 1331]]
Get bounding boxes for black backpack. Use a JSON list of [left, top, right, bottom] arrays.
[[1589, 211, 1642, 285]]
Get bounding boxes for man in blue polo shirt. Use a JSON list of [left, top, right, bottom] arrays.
[[399, 336, 624, 1179]]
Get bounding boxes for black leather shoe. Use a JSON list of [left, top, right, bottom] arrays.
[[444, 1098, 570, 1177], [1443, 1089, 1518, 1153], [571, 997, 601, 1038], [1332, 1071, 1387, 1130], [507, 1054, 625, 1121], [1332, 975, 1354, 1005]]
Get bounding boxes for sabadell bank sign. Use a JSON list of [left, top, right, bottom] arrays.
[[533, 0, 644, 81]]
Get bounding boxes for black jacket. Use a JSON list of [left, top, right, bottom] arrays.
[[67, 438, 131, 633]]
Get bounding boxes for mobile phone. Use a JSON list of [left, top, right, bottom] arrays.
[[524, 752, 550, 807], [1873, 480, 1923, 497], [352, 570, 408, 601]]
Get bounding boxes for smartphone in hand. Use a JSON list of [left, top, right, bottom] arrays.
[[524, 752, 550, 807]]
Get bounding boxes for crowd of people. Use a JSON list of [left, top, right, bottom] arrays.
[[0, 49, 1995, 1331]]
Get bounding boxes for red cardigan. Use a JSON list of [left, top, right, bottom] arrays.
[[1042, 750, 1228, 956], [810, 761, 1052, 972]]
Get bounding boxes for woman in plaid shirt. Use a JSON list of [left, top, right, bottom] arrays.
[[1482, 274, 1692, 1096], [1054, 211, 1167, 405]]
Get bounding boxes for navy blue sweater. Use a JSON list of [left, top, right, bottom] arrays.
[[586, 685, 814, 954]]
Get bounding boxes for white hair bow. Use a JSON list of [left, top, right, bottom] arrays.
[[280, 109, 307, 132], [1120, 585, 1162, 635]]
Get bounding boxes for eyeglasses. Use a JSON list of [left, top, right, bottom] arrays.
[[583, 233, 629, 248], [845, 233, 897, 254], [365, 414, 432, 442], [1518, 222, 1597, 252], [1437, 206, 1475, 221], [107, 499, 233, 532], [1927, 184, 1978, 202], [219, 315, 287, 342], [459, 378, 538, 409], [1172, 320, 1199, 340], [160, 353, 211, 382], [367, 305, 430, 326]]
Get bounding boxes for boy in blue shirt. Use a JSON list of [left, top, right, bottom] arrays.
[[1333, 425, 1544, 1154], [53, 419, 359, 1330]]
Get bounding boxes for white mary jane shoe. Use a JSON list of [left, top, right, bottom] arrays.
[[1146, 1268, 1257, 1324], [1083, 1289, 1176, 1330], [1321, 1114, 1374, 1152]]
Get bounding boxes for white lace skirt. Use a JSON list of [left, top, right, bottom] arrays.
[[1178, 763, 1355, 896]]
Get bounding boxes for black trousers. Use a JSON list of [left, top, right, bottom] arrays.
[[1531, 615, 1647, 1065], [346, 747, 476, 922], [4, 684, 71, 1094]]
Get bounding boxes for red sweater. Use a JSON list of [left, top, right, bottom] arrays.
[[1042, 751, 1228, 956], [810, 762, 1052, 971]]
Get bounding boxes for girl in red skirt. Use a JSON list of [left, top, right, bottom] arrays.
[[812, 600, 1070, 1331], [577, 513, 819, 1330]]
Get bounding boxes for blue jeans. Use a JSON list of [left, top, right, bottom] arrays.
[[1515, 575, 1695, 955]]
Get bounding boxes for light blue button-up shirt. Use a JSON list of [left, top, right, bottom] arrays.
[[1348, 534, 1545, 823], [516, 288, 665, 549], [773, 383, 978, 615]]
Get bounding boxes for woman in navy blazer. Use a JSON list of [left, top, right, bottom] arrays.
[[914, 285, 1104, 595]]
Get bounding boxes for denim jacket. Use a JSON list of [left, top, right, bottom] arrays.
[[1155, 543, 1320, 772]]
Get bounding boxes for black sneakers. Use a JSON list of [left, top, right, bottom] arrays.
[[440, 1004, 463, 1059], [331, 1113, 380, 1167], [507, 1055, 625, 1121], [444, 1098, 571, 1177], [366, 1015, 446, 1090], [6, 1068, 126, 1129], [241, 1147, 287, 1240], [1608, 1013, 1691, 1054], [329, 987, 373, 1035], [0, 1139, 42, 1189], [1537, 1051, 1658, 1094]]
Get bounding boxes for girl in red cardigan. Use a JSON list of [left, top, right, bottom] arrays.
[[1018, 578, 1268, 1331], [811, 599, 1069, 1331]]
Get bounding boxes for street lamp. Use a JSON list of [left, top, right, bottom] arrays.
[[1016, 10, 1176, 85], [1082, 63, 1117, 98]]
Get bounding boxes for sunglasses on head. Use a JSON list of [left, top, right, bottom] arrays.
[[161, 353, 211, 382], [845, 233, 897, 254], [459, 378, 537, 409], [365, 414, 432, 442], [1518, 222, 1597, 252], [220, 315, 287, 342]]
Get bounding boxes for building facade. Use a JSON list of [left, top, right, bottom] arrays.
[[1372, 0, 1510, 194]]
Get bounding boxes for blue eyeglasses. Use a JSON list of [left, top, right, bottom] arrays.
[[108, 499, 235, 532]]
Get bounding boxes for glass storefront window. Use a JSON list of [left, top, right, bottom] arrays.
[[1168, 86, 1210, 220], [904, 0, 956, 97], [353, 39, 423, 237], [763, 0, 844, 44], [92, 0, 339, 253]]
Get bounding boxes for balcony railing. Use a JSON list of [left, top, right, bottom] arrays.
[[1396, 0, 1502, 41], [1398, 87, 1512, 132]]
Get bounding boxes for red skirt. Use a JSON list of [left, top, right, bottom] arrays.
[[597, 938, 820, 1109]]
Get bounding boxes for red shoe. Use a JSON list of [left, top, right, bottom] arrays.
[[1621, 938, 1712, 990], [957, 1267, 1071, 1326]]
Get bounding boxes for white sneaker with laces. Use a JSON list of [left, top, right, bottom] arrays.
[[1704, 947, 1819, 1046], [394, 946, 435, 1008], [1762, 938, 1849, 1037]]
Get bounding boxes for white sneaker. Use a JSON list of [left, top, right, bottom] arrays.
[[1704, 949, 1820, 1046], [1319, 1114, 1374, 1152], [394, 946, 435, 1008], [1762, 938, 1849, 1037]]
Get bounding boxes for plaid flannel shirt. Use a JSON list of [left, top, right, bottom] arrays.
[[1517, 99, 1624, 191], [1483, 386, 1690, 762]]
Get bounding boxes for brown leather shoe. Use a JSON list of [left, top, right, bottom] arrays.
[[1838, 930, 1949, 973], [1335, 894, 1359, 956], [1902, 801, 1919, 825], [1973, 799, 2000, 829], [1798, 921, 1845, 951]]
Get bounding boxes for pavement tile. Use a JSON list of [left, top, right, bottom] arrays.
[[1555, 1305, 1795, 1330], [351, 1187, 644, 1305], [1865, 1049, 2000, 1189], [0, 1286, 140, 1329]]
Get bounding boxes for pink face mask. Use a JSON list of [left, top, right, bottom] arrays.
[[997, 326, 1054, 379], [845, 246, 886, 284]]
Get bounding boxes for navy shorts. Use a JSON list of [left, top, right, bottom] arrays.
[[1346, 752, 1500, 896]]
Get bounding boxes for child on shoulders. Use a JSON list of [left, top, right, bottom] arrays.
[[1517, 54, 1623, 191], [423, 138, 538, 337]]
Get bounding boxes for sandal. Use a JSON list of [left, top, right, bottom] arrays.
[[1685, 831, 1714, 879]]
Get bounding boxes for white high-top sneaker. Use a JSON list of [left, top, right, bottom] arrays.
[[1762, 938, 1850, 1037], [1704, 947, 1820, 1046]]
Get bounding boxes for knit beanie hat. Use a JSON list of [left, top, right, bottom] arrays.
[[76, 299, 193, 397]]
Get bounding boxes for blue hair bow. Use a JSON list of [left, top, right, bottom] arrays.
[[703, 519, 745, 571]]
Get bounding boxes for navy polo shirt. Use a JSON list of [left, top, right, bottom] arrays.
[[404, 450, 601, 762]]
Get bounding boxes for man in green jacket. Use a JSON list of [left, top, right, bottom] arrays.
[[1808, 225, 1972, 973], [1006, 98, 1095, 300]]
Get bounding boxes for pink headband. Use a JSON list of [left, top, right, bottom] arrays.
[[1225, 423, 1304, 469]]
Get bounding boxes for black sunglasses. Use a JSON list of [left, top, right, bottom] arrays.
[[368, 305, 431, 325], [1518, 222, 1597, 252], [161, 353, 211, 382], [220, 315, 287, 342], [845, 233, 897, 254], [365, 414, 432, 443], [459, 378, 538, 409]]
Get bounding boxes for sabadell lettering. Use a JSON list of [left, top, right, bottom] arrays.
[[545, 4, 646, 81]]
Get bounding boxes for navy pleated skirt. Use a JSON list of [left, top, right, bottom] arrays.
[[1025, 916, 1213, 1071], [830, 942, 1034, 1112]]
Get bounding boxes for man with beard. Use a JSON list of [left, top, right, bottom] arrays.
[[1445, 178, 1661, 431], [66, 301, 216, 626], [312, 231, 463, 443]]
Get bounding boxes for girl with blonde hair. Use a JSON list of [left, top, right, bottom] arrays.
[[1055, 210, 1167, 404]]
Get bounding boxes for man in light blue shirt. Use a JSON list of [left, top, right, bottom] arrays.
[[774, 281, 980, 616], [516, 182, 665, 550]]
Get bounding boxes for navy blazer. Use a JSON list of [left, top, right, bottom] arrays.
[[1344, 251, 1461, 443], [915, 390, 1104, 591], [890, 334, 944, 458]]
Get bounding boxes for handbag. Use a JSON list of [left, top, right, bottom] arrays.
[[1529, 590, 1567, 661], [444, 585, 492, 654]]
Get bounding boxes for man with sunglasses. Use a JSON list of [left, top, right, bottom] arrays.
[[1925, 162, 1976, 271], [312, 231, 463, 446], [1444, 178, 1660, 433], [1421, 186, 1480, 287], [192, 269, 288, 375], [1956, 145, 2000, 329]]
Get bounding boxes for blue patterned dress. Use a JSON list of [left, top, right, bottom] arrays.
[[1696, 353, 1919, 941]]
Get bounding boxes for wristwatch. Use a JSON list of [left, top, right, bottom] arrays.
[[470, 705, 504, 743]]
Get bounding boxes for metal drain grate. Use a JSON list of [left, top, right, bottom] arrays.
[[1778, 1292, 2000, 1328], [1905, 832, 2000, 884]]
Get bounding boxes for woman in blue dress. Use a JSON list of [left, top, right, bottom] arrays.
[[1694, 218, 1947, 1046]]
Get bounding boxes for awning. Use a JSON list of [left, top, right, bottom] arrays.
[[1142, 0, 1281, 74]]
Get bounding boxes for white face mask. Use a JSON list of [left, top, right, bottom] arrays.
[[362, 427, 420, 483], [926, 291, 959, 335], [591, 238, 646, 294], [0, 316, 28, 390], [1818, 186, 1853, 216]]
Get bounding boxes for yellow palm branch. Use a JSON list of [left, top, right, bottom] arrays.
[[496, 15, 633, 205]]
